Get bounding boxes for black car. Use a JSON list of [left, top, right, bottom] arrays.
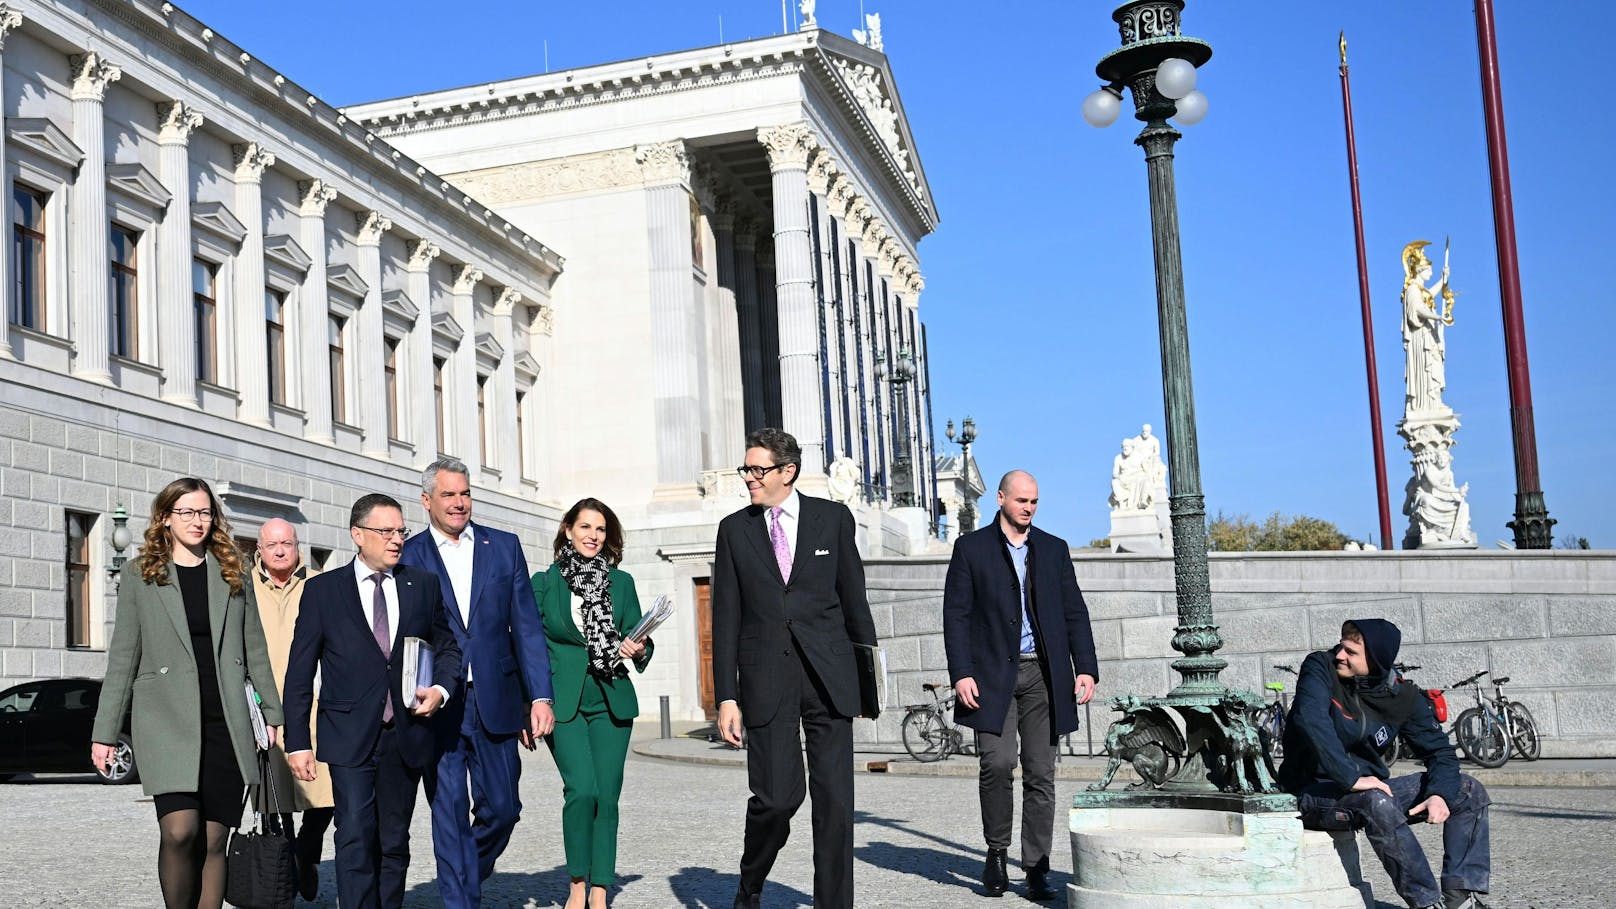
[[0, 678, 138, 784]]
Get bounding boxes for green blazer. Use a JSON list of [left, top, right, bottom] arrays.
[[93, 555, 285, 796], [531, 564, 653, 723]]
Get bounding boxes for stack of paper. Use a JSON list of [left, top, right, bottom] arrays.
[[402, 636, 435, 707], [626, 595, 674, 644]]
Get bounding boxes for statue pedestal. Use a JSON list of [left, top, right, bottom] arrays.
[[1110, 509, 1167, 554], [1069, 796, 1371, 908]]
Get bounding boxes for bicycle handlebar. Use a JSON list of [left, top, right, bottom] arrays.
[[1450, 669, 1488, 689], [1271, 664, 1297, 675], [1393, 662, 1421, 673]]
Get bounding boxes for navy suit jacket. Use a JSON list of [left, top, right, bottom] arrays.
[[283, 560, 463, 769], [399, 522, 553, 736], [942, 521, 1099, 736]]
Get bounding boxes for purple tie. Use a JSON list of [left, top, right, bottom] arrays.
[[769, 506, 792, 584], [370, 572, 393, 722]]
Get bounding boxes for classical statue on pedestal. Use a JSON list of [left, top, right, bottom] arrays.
[[1108, 438, 1154, 512], [1403, 449, 1477, 548], [827, 456, 860, 506], [1401, 239, 1455, 416], [798, 0, 817, 31]]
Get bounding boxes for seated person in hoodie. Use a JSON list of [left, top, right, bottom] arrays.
[[1277, 619, 1492, 909]]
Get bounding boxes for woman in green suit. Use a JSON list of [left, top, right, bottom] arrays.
[[92, 477, 283, 909], [532, 497, 654, 909]]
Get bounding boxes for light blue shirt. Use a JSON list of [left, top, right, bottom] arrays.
[[1006, 538, 1035, 654]]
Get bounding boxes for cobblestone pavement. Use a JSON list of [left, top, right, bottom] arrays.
[[4, 749, 1611, 908]]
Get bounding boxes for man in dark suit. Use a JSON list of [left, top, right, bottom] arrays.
[[712, 427, 879, 909], [943, 470, 1098, 901], [285, 493, 463, 909], [399, 457, 555, 909]]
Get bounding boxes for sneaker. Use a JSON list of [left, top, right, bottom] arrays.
[[1444, 894, 1492, 909]]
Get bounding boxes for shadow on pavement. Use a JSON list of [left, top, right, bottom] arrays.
[[854, 808, 978, 855], [855, 840, 976, 891], [401, 863, 584, 906], [668, 866, 812, 908]]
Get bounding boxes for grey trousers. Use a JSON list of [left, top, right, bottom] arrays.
[[975, 658, 1056, 870]]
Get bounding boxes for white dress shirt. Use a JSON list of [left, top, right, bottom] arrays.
[[429, 523, 476, 683], [351, 558, 449, 705]]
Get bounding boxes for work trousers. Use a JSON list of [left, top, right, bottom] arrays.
[[975, 657, 1056, 872]]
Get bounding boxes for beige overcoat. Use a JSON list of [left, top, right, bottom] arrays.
[[253, 561, 334, 812]]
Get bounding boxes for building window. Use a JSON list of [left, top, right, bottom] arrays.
[[477, 375, 489, 465], [434, 357, 447, 454], [66, 511, 94, 649], [516, 391, 529, 479], [109, 227, 140, 359], [328, 314, 347, 424], [266, 290, 287, 405], [11, 185, 48, 330], [193, 259, 218, 384], [384, 337, 401, 439]]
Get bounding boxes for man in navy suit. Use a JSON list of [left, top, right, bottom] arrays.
[[400, 457, 554, 909], [285, 493, 463, 909], [943, 470, 1098, 901]]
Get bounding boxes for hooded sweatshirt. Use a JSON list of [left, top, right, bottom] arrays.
[[1276, 618, 1460, 805]]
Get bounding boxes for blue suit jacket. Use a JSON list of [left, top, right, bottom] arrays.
[[283, 561, 463, 769], [942, 521, 1099, 736], [399, 522, 553, 736]]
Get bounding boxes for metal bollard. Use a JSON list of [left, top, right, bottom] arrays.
[[1085, 700, 1094, 756], [659, 695, 671, 740]]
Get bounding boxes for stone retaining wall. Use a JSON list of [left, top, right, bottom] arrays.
[[856, 550, 1616, 758]]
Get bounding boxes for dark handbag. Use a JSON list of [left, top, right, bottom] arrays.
[[225, 752, 295, 909]]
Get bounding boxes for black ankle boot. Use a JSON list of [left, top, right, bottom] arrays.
[[1026, 865, 1057, 901], [982, 847, 1009, 896]]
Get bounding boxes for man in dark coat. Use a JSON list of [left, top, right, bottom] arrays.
[[943, 470, 1098, 900], [1279, 618, 1492, 909]]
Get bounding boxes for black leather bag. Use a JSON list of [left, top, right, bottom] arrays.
[[225, 752, 295, 909]]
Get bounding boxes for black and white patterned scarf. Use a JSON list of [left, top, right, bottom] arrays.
[[558, 541, 624, 680]]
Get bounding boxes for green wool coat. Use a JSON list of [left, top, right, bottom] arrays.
[[92, 555, 285, 796], [531, 564, 653, 723]]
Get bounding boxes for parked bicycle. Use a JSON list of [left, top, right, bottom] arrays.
[[1450, 669, 1540, 768], [1256, 664, 1297, 760], [1378, 662, 1446, 770], [900, 682, 972, 762]]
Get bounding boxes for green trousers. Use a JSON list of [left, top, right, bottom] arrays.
[[547, 676, 634, 885]]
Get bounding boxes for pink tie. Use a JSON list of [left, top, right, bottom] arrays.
[[371, 572, 393, 723], [770, 506, 792, 584]]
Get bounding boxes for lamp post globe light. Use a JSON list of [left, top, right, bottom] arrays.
[[945, 415, 979, 532], [878, 347, 919, 507], [1077, 1, 1287, 806]]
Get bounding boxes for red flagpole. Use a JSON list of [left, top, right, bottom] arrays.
[[1338, 33, 1394, 550]]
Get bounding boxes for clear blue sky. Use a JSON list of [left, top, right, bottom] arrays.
[[179, 0, 1613, 549]]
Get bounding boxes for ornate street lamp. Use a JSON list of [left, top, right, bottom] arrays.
[[108, 504, 134, 589], [877, 347, 919, 507], [945, 415, 978, 532], [1078, 1, 1285, 805]]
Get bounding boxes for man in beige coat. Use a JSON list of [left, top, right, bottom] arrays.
[[255, 518, 335, 901]]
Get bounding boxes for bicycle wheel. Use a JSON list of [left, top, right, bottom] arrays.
[[1379, 734, 1401, 770], [1256, 704, 1285, 761], [1455, 707, 1509, 768], [902, 709, 949, 762], [1506, 701, 1542, 761]]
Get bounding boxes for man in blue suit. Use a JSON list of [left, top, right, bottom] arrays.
[[285, 493, 463, 909], [400, 457, 555, 909]]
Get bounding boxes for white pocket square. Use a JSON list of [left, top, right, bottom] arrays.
[[815, 549, 830, 556]]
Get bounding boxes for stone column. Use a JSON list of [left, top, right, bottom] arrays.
[[450, 265, 482, 474], [733, 219, 765, 433], [756, 238, 781, 427], [0, 6, 23, 359], [68, 53, 120, 384], [828, 175, 858, 466], [231, 143, 275, 425], [297, 180, 336, 443], [635, 140, 702, 492], [711, 202, 745, 457], [490, 288, 522, 489], [807, 151, 840, 458], [156, 102, 203, 405], [405, 240, 440, 462], [759, 123, 823, 474], [354, 211, 392, 456]]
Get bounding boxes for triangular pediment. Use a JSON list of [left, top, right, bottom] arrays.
[[431, 307, 464, 345], [106, 162, 172, 211], [5, 118, 85, 172], [816, 36, 937, 224], [191, 201, 247, 246], [264, 234, 312, 274], [514, 350, 539, 380], [474, 330, 504, 369], [326, 263, 369, 299], [382, 288, 418, 323]]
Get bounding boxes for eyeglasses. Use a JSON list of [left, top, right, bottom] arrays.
[[169, 508, 214, 523], [736, 465, 787, 480], [356, 526, 410, 540]]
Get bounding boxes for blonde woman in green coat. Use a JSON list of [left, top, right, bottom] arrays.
[[532, 498, 653, 909], [91, 478, 284, 909]]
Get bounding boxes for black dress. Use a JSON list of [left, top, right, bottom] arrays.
[[153, 562, 245, 824]]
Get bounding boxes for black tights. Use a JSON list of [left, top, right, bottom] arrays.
[[156, 810, 229, 909]]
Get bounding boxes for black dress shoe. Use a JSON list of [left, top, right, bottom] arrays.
[[732, 885, 761, 909], [1025, 867, 1058, 902], [297, 859, 319, 902], [982, 848, 1009, 896]]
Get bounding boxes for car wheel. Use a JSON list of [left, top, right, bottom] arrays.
[[97, 734, 139, 785], [0, 773, 14, 782]]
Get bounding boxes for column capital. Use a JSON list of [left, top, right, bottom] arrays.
[[298, 179, 337, 217], [713, 198, 736, 233], [407, 239, 441, 272], [0, 5, 25, 51], [453, 264, 484, 295], [534, 303, 555, 337], [634, 140, 690, 186], [492, 287, 522, 316], [356, 210, 392, 245], [758, 122, 816, 172], [69, 52, 121, 101], [827, 174, 855, 218], [735, 216, 760, 251], [232, 142, 275, 183], [157, 100, 204, 145], [861, 213, 887, 250], [806, 148, 838, 195]]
